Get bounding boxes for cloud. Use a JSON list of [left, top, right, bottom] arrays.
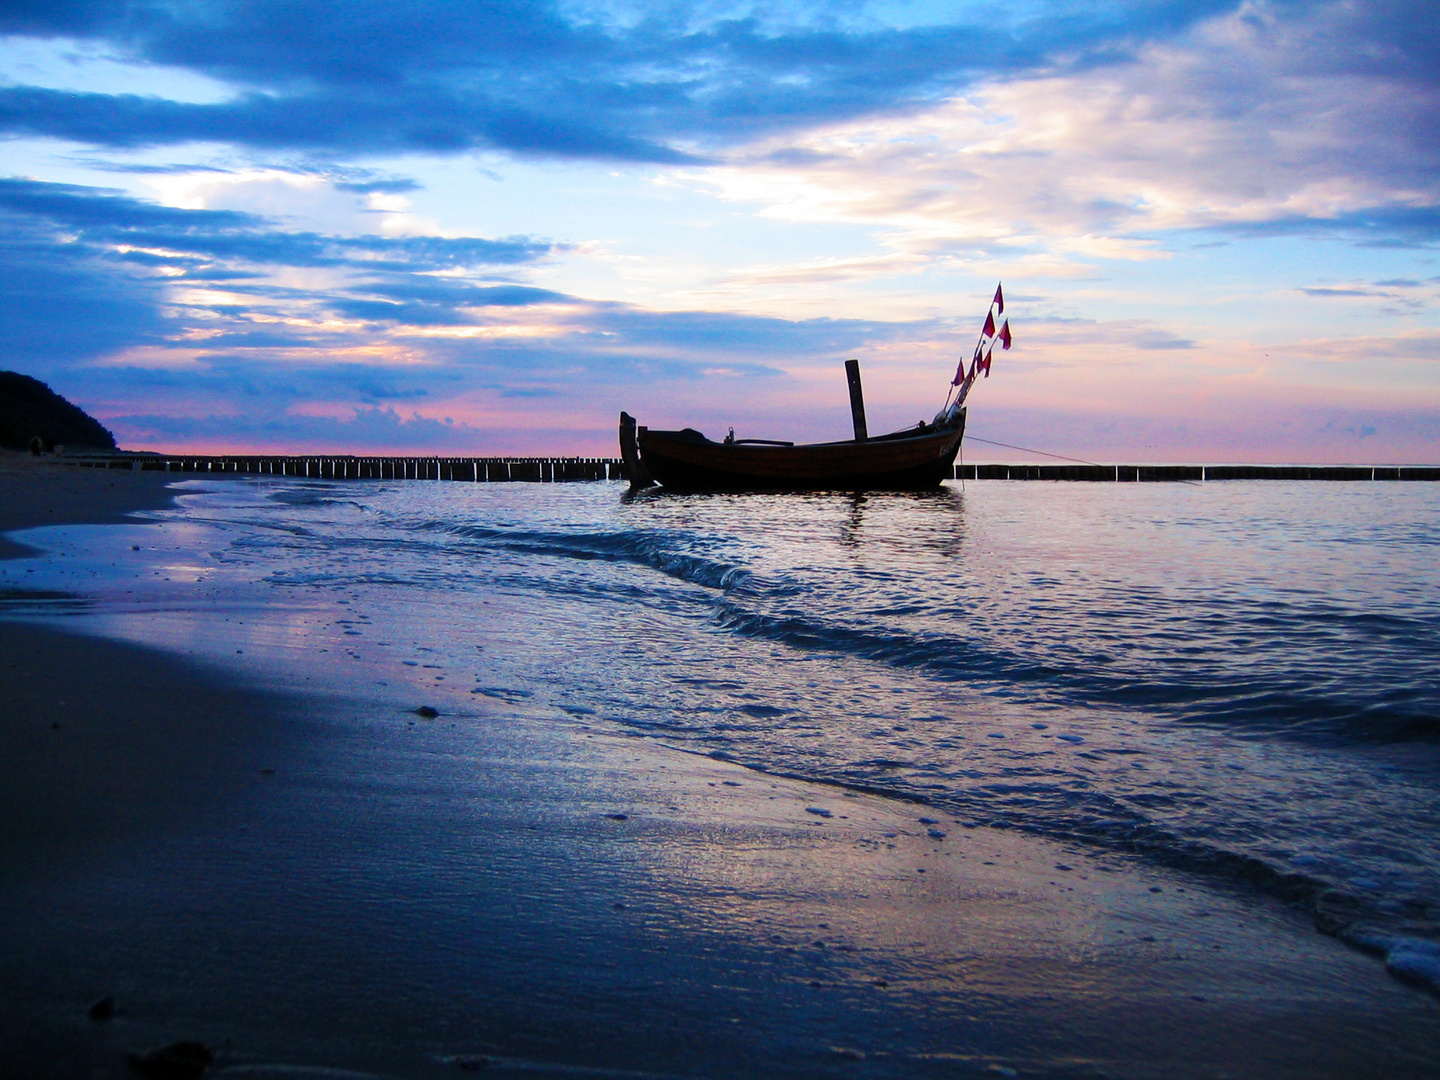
[[115, 403, 491, 453], [0, 176, 963, 450], [0, 178, 552, 270], [0, 1, 1264, 162], [0, 214, 170, 365], [0, 176, 557, 381], [668, 2, 1440, 265]]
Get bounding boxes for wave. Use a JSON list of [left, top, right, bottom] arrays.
[[385, 516, 1440, 746]]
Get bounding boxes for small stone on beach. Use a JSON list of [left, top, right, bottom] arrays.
[[806, 807, 832, 818], [87, 995, 115, 1021], [127, 1041, 215, 1080], [449, 1055, 495, 1071], [414, 706, 439, 718], [605, 813, 629, 821]]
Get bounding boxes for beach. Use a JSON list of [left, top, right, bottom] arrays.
[[3, 452, 1439, 1079]]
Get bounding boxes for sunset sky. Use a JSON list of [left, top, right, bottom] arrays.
[[2, 1, 1437, 461]]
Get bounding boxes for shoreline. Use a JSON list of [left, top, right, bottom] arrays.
[[2, 461, 1439, 1078], [0, 450, 178, 559]]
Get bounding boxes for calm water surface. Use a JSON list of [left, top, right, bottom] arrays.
[[4, 477, 1438, 957]]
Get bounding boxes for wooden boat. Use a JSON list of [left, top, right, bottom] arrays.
[[620, 356, 966, 491], [619, 407, 965, 492], [619, 288, 1007, 493]]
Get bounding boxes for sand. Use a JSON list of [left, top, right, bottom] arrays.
[[0, 451, 177, 558], [2, 455, 1439, 1079]]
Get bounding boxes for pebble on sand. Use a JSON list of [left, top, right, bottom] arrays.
[[127, 1041, 215, 1080], [414, 706, 439, 718], [86, 995, 115, 1021], [806, 807, 833, 818]]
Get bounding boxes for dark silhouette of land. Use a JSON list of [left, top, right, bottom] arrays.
[[0, 371, 116, 453]]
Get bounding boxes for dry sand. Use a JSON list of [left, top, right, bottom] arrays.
[[2, 455, 1438, 1079]]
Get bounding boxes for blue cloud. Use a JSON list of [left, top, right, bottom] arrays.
[[116, 404, 487, 452], [0, 178, 553, 269], [0, 215, 169, 366], [0, 175, 943, 449], [1210, 206, 1440, 246], [0, 176, 558, 381], [0, 1, 1258, 161]]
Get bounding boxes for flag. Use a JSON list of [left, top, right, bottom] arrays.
[[993, 283, 1004, 315], [982, 311, 996, 337], [998, 320, 1012, 349], [978, 344, 993, 378], [952, 357, 968, 386]]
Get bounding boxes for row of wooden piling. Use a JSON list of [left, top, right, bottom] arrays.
[[64, 456, 625, 481], [954, 464, 1440, 481], [59, 456, 1439, 482]]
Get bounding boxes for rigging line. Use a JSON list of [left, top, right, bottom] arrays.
[[964, 437, 1108, 467], [965, 436, 1205, 486]]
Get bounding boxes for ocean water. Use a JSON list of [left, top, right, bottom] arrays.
[[4, 475, 1439, 978]]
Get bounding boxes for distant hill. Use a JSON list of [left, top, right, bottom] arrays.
[[0, 371, 117, 452]]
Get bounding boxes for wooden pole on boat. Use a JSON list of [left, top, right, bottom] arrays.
[[618, 411, 653, 489], [845, 359, 868, 442]]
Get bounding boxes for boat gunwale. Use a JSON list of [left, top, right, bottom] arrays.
[[634, 413, 965, 489]]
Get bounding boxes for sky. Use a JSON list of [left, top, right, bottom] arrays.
[[1, 1, 1437, 462]]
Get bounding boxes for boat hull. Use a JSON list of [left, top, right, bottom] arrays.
[[631, 411, 965, 492]]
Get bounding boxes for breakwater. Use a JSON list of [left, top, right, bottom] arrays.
[[56, 455, 1440, 481], [62, 455, 625, 481], [955, 463, 1440, 481]]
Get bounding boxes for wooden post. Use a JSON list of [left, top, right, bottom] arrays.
[[845, 359, 868, 442], [618, 412, 653, 489]]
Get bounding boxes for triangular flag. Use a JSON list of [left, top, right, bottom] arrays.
[[993, 283, 1004, 315], [951, 357, 967, 387], [998, 320, 1012, 349], [979, 344, 993, 378], [982, 311, 996, 337]]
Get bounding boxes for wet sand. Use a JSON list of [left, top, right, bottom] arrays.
[[0, 452, 177, 558], [2, 457, 1439, 1079]]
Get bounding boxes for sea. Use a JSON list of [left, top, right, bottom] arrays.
[[3, 475, 1439, 983]]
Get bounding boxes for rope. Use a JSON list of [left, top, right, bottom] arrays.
[[965, 436, 1203, 486], [964, 436, 1108, 467]]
